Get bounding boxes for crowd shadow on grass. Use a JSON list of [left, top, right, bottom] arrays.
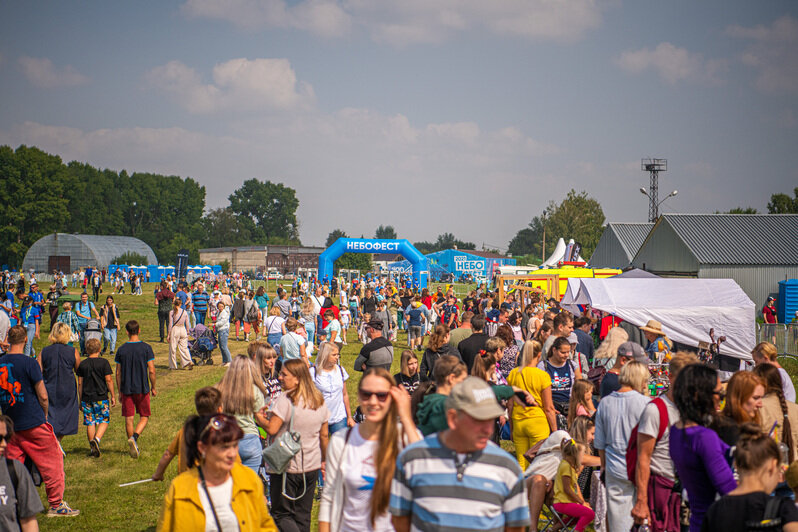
[[141, 527, 156, 532]]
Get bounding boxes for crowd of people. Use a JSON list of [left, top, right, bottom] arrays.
[[1, 272, 798, 532]]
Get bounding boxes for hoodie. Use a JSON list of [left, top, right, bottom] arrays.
[[416, 393, 449, 436], [419, 343, 462, 382]]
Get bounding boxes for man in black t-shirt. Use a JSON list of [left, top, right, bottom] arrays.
[[457, 315, 490, 372], [115, 320, 156, 459]]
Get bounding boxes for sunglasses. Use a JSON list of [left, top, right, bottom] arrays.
[[359, 390, 390, 402], [199, 415, 231, 440], [0, 433, 10, 444], [713, 390, 726, 401]]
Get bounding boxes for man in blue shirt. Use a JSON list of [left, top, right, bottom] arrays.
[[0, 326, 79, 516], [191, 284, 209, 326], [18, 296, 40, 357], [74, 291, 98, 354]]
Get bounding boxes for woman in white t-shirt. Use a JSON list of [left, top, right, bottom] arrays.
[[262, 306, 287, 354], [311, 342, 354, 435], [318, 368, 421, 532]]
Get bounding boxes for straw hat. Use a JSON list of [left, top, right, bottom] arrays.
[[639, 319, 666, 335]]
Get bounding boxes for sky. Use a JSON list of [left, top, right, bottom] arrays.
[[1, 1, 796, 251]]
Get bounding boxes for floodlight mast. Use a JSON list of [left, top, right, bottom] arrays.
[[641, 158, 667, 222]]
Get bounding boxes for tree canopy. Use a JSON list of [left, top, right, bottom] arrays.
[[0, 145, 303, 268], [375, 225, 397, 239], [768, 187, 798, 214], [413, 233, 475, 255], [508, 190, 605, 259]]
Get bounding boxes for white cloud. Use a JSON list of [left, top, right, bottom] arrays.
[[182, 0, 603, 45], [615, 42, 725, 85], [726, 15, 798, 94], [182, 0, 352, 37], [18, 56, 89, 88], [0, 111, 560, 246], [146, 58, 315, 113]]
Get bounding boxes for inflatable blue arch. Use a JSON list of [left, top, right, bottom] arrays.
[[318, 238, 428, 288]]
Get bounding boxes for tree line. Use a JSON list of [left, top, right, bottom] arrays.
[[0, 145, 300, 268]]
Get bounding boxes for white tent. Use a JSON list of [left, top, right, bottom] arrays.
[[562, 278, 755, 360]]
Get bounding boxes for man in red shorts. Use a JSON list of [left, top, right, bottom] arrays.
[[115, 320, 156, 458]]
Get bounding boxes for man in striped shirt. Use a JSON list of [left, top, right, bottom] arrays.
[[390, 377, 530, 532]]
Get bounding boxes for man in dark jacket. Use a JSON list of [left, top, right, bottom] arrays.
[[457, 315, 490, 372], [354, 320, 394, 372]]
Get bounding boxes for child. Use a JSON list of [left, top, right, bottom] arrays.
[[339, 306, 351, 345], [151, 387, 222, 480], [394, 349, 420, 395], [552, 438, 594, 532], [359, 312, 371, 344], [567, 379, 596, 428], [77, 338, 116, 457]]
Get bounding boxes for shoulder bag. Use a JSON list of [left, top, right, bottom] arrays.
[[262, 402, 306, 500]]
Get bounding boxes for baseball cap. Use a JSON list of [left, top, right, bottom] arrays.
[[445, 377, 505, 420], [617, 341, 649, 364], [567, 332, 578, 344], [366, 319, 384, 331]]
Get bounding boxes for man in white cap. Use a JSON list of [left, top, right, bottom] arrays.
[[390, 377, 530, 532]]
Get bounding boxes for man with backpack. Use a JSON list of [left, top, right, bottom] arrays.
[[0, 326, 79, 517], [154, 281, 175, 343], [630, 352, 697, 532]]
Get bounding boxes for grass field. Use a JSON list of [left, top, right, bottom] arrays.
[[26, 282, 798, 531], [30, 282, 401, 531]]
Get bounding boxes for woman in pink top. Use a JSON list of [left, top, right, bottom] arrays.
[[167, 298, 192, 370]]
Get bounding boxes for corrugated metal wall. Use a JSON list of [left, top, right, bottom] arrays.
[[589, 228, 628, 268], [631, 220, 700, 273], [698, 265, 798, 311], [23, 234, 95, 272]]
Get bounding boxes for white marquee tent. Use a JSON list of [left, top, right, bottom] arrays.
[[561, 278, 756, 360]]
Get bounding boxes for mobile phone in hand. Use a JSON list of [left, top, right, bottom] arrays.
[[515, 391, 535, 407]]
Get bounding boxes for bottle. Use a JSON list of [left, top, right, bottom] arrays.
[[780, 442, 790, 467], [638, 519, 650, 532]]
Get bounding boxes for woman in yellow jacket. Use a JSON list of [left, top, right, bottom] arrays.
[[158, 414, 277, 532]]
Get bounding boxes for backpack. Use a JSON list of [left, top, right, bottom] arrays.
[[747, 496, 784, 531], [626, 397, 668, 482], [587, 365, 607, 389], [246, 304, 259, 322], [158, 295, 173, 313]]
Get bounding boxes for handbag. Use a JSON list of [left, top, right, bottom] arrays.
[[262, 402, 307, 501]]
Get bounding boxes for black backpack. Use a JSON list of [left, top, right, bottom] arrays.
[[747, 497, 784, 531]]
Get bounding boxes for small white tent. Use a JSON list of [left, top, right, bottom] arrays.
[[562, 278, 755, 360]]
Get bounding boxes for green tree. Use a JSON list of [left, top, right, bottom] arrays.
[[0, 145, 70, 267], [768, 187, 798, 214], [202, 207, 252, 248], [375, 225, 397, 239], [159, 233, 200, 264], [326, 229, 348, 247], [228, 179, 300, 243], [716, 207, 758, 214], [413, 234, 475, 254]]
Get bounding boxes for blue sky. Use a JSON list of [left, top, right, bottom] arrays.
[[1, 1, 796, 250]]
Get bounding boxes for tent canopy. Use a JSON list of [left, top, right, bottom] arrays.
[[561, 278, 755, 360], [541, 238, 586, 267]]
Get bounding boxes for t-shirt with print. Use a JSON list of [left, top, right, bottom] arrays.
[[270, 394, 329, 474], [543, 359, 573, 404], [312, 365, 349, 424], [77, 357, 113, 402], [0, 457, 44, 531], [114, 341, 155, 395], [0, 353, 46, 431], [341, 427, 394, 532], [637, 395, 680, 481]]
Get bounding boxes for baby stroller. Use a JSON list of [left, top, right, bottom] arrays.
[[83, 318, 103, 352], [188, 324, 217, 366]]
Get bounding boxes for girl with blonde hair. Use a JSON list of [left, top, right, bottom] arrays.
[[217, 355, 268, 473], [312, 342, 354, 435], [593, 326, 629, 368]]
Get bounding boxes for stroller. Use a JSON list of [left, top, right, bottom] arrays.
[[188, 324, 217, 366], [83, 318, 103, 352]]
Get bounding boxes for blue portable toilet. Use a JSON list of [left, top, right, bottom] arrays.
[[778, 279, 798, 324]]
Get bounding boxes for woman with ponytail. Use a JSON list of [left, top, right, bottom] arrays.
[[754, 363, 798, 464], [318, 368, 421, 532], [702, 423, 798, 532]]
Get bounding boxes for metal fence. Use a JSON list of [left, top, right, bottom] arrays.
[[758, 324, 798, 356]]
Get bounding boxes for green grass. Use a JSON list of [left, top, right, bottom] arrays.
[[32, 283, 408, 531]]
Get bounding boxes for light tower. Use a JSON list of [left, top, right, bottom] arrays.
[[641, 158, 667, 222]]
